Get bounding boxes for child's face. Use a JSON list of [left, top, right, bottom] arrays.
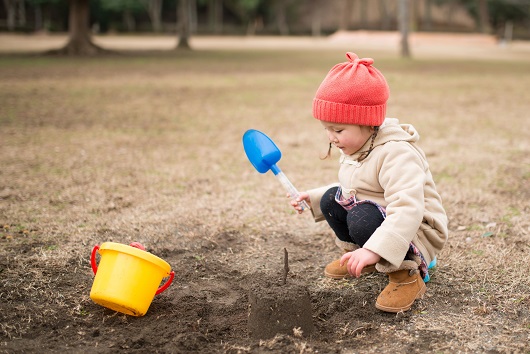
[[321, 121, 374, 156]]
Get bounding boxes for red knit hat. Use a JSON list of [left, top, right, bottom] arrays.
[[313, 52, 389, 126]]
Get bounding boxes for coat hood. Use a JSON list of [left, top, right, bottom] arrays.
[[344, 118, 420, 161], [374, 118, 419, 146]]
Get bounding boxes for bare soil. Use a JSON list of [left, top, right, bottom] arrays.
[[1, 33, 529, 353]]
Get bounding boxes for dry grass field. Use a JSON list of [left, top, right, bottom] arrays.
[[1, 33, 529, 353]]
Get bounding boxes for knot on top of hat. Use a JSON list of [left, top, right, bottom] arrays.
[[346, 52, 374, 66]]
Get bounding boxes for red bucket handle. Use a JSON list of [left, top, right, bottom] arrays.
[[156, 271, 175, 295], [91, 244, 100, 274], [91, 244, 174, 295]]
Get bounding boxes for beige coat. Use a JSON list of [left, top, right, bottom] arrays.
[[308, 118, 448, 269]]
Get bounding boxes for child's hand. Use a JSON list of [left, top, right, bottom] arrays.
[[340, 248, 381, 278], [288, 192, 311, 214]]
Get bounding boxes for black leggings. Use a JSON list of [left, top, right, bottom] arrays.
[[320, 187, 384, 247]]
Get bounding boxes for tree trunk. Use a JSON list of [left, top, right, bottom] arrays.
[[4, 0, 16, 31], [339, 0, 353, 31], [190, 0, 197, 34], [477, 0, 491, 34], [16, 0, 26, 28], [359, 0, 367, 29], [50, 0, 107, 56], [424, 0, 433, 31], [411, 0, 420, 31], [379, 0, 391, 30], [208, 0, 223, 34], [275, 0, 289, 35], [310, 0, 321, 37], [399, 0, 411, 58], [176, 0, 191, 50], [146, 0, 163, 32], [33, 3, 43, 32], [445, 0, 457, 28], [123, 9, 136, 32]]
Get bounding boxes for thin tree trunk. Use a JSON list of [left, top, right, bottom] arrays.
[[339, 0, 353, 31], [412, 0, 420, 31], [399, 0, 411, 58], [123, 9, 135, 32], [359, 0, 367, 29], [4, 0, 16, 31], [147, 0, 163, 32], [275, 0, 289, 35], [477, 0, 491, 34], [208, 0, 223, 34], [34, 3, 42, 32], [177, 0, 191, 49], [445, 0, 457, 28], [310, 0, 321, 36], [424, 0, 432, 31], [503, 20, 513, 43], [379, 0, 391, 30], [17, 0, 26, 27], [189, 0, 197, 33]]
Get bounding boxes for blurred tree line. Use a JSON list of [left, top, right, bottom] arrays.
[[2, 0, 529, 39]]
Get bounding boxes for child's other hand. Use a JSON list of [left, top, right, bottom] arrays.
[[340, 248, 381, 278], [287, 192, 311, 214]]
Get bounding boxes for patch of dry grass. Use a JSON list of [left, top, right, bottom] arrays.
[[1, 47, 529, 351]]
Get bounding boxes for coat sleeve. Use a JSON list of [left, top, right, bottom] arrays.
[[362, 142, 427, 268], [307, 183, 339, 222]]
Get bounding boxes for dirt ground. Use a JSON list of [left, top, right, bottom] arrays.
[[1, 32, 529, 353]]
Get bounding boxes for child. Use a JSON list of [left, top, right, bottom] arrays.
[[290, 52, 448, 313]]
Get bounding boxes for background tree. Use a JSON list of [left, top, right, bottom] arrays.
[[379, 0, 391, 30], [359, 0, 368, 29], [213, 0, 223, 33], [205, 0, 223, 34], [399, 0, 411, 57], [101, 0, 144, 32], [3, 0, 25, 31], [144, 0, 163, 32], [272, 0, 289, 35], [477, 0, 492, 33], [339, 0, 353, 31], [423, 0, 433, 31], [461, 0, 528, 38], [310, 0, 322, 36], [224, 0, 261, 35], [3, 0, 530, 50], [27, 0, 45, 31], [50, 0, 107, 55], [176, 0, 191, 49]]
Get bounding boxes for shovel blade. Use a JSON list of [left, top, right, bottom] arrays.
[[243, 129, 282, 174]]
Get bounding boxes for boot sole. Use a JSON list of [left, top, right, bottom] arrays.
[[375, 283, 427, 313]]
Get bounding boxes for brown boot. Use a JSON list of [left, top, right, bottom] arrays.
[[324, 259, 376, 279], [375, 269, 426, 313]]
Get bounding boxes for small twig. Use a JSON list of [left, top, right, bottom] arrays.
[[283, 248, 289, 285]]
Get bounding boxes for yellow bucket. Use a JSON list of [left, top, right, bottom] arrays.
[[90, 242, 174, 316]]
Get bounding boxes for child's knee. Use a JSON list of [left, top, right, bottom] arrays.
[[319, 187, 339, 213], [346, 203, 384, 245]]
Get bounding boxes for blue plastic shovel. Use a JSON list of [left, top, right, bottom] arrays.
[[243, 129, 310, 211]]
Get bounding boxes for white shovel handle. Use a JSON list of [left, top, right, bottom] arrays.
[[275, 171, 310, 211]]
